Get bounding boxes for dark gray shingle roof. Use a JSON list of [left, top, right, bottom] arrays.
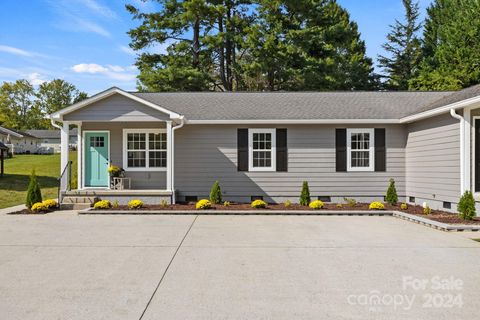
[[26, 128, 78, 139], [132, 91, 454, 120], [412, 84, 480, 115]]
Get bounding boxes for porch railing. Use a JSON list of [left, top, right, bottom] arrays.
[[58, 160, 72, 203]]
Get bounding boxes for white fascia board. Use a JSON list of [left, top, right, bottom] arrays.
[[400, 95, 480, 123], [50, 87, 182, 121], [0, 126, 24, 138], [186, 119, 400, 124]]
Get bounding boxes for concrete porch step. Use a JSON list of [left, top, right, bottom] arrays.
[[62, 196, 98, 204]]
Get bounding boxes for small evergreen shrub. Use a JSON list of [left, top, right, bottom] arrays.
[[344, 197, 357, 207], [369, 202, 385, 210], [284, 200, 292, 208], [128, 199, 144, 209], [400, 203, 408, 210], [112, 200, 119, 208], [223, 201, 231, 207], [25, 170, 42, 209], [457, 191, 476, 220], [93, 200, 111, 210], [209, 181, 222, 204], [385, 178, 398, 205], [299, 181, 310, 206], [309, 200, 324, 210], [196, 199, 212, 210], [251, 199, 267, 209]]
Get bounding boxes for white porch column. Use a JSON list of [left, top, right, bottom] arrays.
[[464, 108, 471, 192], [166, 121, 172, 191], [60, 121, 69, 174], [77, 123, 82, 189]]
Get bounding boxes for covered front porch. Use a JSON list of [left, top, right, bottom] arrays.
[[51, 88, 184, 204]]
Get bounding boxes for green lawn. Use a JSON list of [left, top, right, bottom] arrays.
[[0, 152, 77, 209]]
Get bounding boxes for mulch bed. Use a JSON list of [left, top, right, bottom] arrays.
[[93, 202, 480, 225], [7, 209, 48, 215]]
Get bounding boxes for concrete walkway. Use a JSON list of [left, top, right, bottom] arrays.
[[0, 213, 478, 319]]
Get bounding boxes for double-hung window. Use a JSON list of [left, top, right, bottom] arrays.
[[123, 129, 167, 171], [347, 128, 374, 171], [248, 128, 276, 171]]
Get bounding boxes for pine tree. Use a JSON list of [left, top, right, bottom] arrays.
[[209, 180, 222, 204], [25, 170, 42, 208], [410, 0, 480, 90], [299, 181, 310, 206], [385, 178, 398, 206], [457, 191, 476, 220], [378, 0, 422, 90]]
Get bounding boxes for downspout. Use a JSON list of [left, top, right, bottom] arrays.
[[450, 109, 465, 194], [171, 116, 185, 204], [50, 117, 62, 130]]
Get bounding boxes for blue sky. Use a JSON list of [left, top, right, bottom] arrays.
[[0, 0, 432, 94]]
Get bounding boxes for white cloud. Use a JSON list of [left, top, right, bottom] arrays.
[[0, 45, 33, 57], [71, 63, 137, 82], [27, 73, 47, 85], [120, 45, 136, 56], [46, 0, 114, 37]]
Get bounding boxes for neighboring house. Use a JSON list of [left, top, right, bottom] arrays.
[[50, 85, 480, 212], [0, 126, 40, 154], [26, 129, 78, 153]]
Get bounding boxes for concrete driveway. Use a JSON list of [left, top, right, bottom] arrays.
[[0, 213, 479, 320]]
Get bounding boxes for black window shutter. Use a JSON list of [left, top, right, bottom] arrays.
[[276, 128, 287, 172], [237, 129, 248, 171], [336, 128, 347, 172], [374, 128, 386, 172]]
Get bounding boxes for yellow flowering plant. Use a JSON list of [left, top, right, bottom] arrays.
[[196, 199, 212, 210], [309, 200, 324, 210], [369, 201, 385, 210], [128, 199, 144, 209], [93, 200, 112, 210], [251, 199, 267, 209]]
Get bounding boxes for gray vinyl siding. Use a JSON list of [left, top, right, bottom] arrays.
[[174, 124, 406, 203], [405, 113, 460, 204], [82, 122, 166, 189], [64, 94, 170, 122]]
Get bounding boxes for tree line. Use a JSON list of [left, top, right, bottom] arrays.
[[0, 79, 87, 130], [127, 0, 480, 92]]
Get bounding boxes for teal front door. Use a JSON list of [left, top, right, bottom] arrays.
[[85, 132, 109, 187]]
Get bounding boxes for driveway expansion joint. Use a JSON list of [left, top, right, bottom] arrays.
[[138, 215, 198, 320]]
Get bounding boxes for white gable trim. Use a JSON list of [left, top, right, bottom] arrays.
[[50, 87, 181, 121], [400, 95, 480, 123]]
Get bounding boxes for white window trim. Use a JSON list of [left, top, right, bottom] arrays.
[[248, 128, 276, 172], [347, 128, 375, 172], [123, 129, 167, 172]]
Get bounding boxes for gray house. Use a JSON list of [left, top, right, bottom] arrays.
[[50, 85, 480, 211]]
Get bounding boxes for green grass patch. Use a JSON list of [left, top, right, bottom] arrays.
[[0, 152, 77, 209]]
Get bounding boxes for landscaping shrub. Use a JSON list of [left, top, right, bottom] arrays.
[[25, 170, 42, 209], [209, 180, 222, 204], [42, 199, 58, 209], [457, 191, 476, 220], [344, 197, 357, 207], [385, 178, 398, 205], [223, 201, 231, 207], [284, 200, 292, 208], [336, 203, 343, 209], [108, 165, 122, 177], [400, 203, 408, 210], [128, 199, 144, 209], [423, 205, 431, 215], [309, 200, 324, 210], [31, 202, 48, 212], [112, 200, 119, 208], [196, 199, 212, 210], [299, 181, 310, 206], [369, 202, 385, 210], [160, 199, 168, 207], [93, 200, 112, 210], [251, 199, 267, 209]]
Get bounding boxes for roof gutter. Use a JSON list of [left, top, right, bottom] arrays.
[[450, 109, 465, 195], [50, 117, 62, 130]]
